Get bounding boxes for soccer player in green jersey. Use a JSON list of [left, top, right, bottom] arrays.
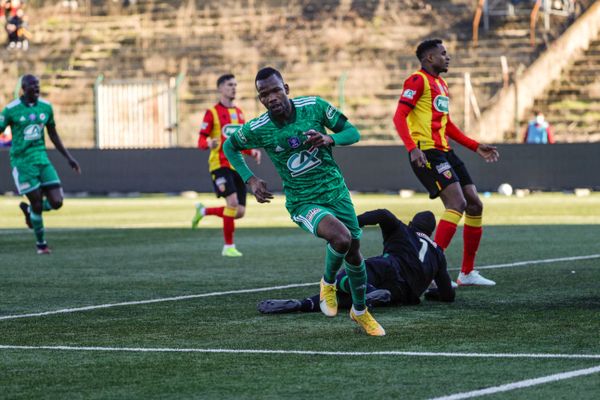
[[223, 67, 385, 336], [0, 75, 81, 254]]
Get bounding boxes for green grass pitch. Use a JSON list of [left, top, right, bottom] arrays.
[[1, 193, 599, 399]]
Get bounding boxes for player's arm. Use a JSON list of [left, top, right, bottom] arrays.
[[424, 254, 455, 302], [198, 110, 217, 150], [305, 98, 359, 149], [446, 117, 499, 162], [357, 209, 402, 237], [223, 126, 273, 203], [47, 124, 81, 174], [393, 75, 427, 167], [0, 107, 9, 133]]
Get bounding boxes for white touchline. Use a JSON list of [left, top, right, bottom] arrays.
[[447, 253, 600, 271], [0, 345, 599, 360], [1, 254, 599, 321], [429, 364, 600, 400]]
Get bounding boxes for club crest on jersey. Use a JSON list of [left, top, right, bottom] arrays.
[[288, 136, 302, 149], [402, 89, 416, 100], [222, 124, 242, 138], [443, 170, 453, 179], [433, 95, 449, 113], [40, 113, 46, 121], [287, 148, 321, 177]]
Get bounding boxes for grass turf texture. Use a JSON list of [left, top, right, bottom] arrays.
[[1, 194, 600, 399]]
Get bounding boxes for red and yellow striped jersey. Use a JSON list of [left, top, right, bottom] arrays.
[[198, 103, 245, 172], [399, 69, 451, 151]]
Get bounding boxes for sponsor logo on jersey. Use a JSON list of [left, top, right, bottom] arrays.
[[221, 123, 242, 138], [435, 162, 451, 174], [288, 136, 301, 149], [402, 89, 416, 100], [235, 128, 248, 144], [23, 124, 43, 141], [40, 113, 46, 121], [326, 104, 337, 120], [433, 95, 449, 113], [29, 113, 36, 121], [287, 148, 321, 177], [306, 207, 321, 222], [274, 145, 285, 153]]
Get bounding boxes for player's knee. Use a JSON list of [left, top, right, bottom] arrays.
[[330, 231, 352, 254], [50, 199, 63, 210], [466, 201, 482, 216], [450, 198, 467, 213], [235, 206, 246, 219]]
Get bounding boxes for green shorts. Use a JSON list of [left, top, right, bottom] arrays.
[[291, 193, 362, 239], [11, 160, 61, 195]]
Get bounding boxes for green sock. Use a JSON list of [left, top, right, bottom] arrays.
[[337, 275, 351, 294], [30, 211, 45, 245], [344, 260, 367, 311], [42, 199, 53, 211], [324, 243, 346, 284]]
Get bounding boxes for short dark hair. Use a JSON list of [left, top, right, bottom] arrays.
[[255, 67, 283, 83], [409, 211, 436, 237], [416, 39, 443, 61], [217, 73, 235, 87]]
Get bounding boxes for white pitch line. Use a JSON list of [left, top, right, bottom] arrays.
[[0, 282, 318, 321], [0, 345, 599, 360], [1, 253, 599, 322], [429, 364, 600, 400], [447, 253, 600, 271]]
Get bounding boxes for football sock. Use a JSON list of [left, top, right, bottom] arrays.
[[222, 207, 237, 246], [324, 243, 347, 284], [462, 214, 483, 274], [344, 259, 367, 311], [434, 209, 463, 249], [205, 207, 224, 217], [42, 199, 53, 211], [337, 275, 376, 295], [30, 211, 45, 245]]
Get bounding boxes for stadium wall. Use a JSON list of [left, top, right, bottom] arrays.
[[0, 144, 598, 194]]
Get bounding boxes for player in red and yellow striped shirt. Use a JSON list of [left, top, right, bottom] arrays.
[[193, 74, 261, 257], [393, 39, 499, 286]]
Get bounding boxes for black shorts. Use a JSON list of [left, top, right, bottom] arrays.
[[411, 149, 474, 199], [210, 168, 247, 206]]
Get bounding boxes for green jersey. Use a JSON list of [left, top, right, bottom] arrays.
[[228, 96, 352, 213], [0, 97, 55, 164]]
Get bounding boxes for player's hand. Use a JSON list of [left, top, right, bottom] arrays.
[[476, 144, 499, 163], [68, 158, 81, 174], [304, 129, 333, 151], [248, 176, 273, 203], [409, 148, 427, 168], [207, 138, 219, 149], [251, 149, 262, 165]]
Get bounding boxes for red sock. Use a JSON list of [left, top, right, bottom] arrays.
[[434, 209, 462, 250], [462, 222, 483, 274], [223, 216, 234, 245], [205, 207, 224, 217]]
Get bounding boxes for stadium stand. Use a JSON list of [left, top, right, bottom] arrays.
[[0, 0, 595, 146]]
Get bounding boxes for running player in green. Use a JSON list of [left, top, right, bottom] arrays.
[[0, 75, 81, 254], [223, 67, 385, 336]]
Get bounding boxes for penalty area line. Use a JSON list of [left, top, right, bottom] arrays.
[[1, 253, 598, 322], [0, 345, 599, 360], [429, 364, 600, 400]]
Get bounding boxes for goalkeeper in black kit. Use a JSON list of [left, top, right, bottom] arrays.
[[258, 209, 455, 314]]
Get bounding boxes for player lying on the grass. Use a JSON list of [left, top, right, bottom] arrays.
[[223, 67, 385, 336], [258, 209, 455, 314]]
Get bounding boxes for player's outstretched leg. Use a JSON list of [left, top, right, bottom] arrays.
[[19, 202, 32, 229], [345, 259, 385, 336]]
